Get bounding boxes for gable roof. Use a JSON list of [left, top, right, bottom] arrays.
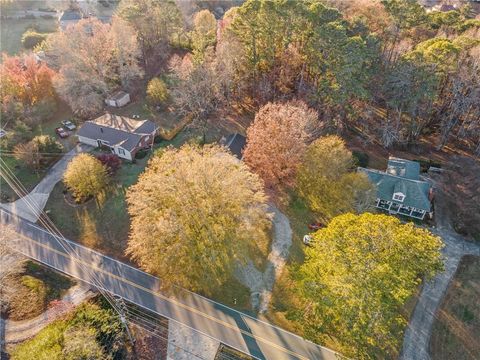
[[77, 114, 157, 152], [225, 133, 246, 159], [106, 91, 129, 101], [60, 10, 82, 21], [359, 167, 431, 211]]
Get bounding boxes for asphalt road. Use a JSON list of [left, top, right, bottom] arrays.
[[0, 208, 340, 360]]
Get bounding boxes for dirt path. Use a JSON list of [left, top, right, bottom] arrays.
[[4, 284, 94, 344], [234, 205, 292, 313]]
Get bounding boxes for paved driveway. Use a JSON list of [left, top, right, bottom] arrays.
[[0, 144, 91, 222]]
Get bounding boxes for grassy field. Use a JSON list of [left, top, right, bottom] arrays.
[[0, 18, 58, 55], [430, 255, 480, 360], [6, 261, 74, 321]]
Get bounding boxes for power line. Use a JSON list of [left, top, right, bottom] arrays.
[[0, 158, 250, 360], [0, 158, 132, 337], [0, 150, 84, 157]]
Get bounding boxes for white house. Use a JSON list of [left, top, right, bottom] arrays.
[[105, 91, 131, 108], [76, 113, 158, 161]]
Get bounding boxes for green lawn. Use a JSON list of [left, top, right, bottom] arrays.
[[0, 155, 44, 202], [45, 153, 151, 260]]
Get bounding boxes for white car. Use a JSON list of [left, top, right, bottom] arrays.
[[62, 120, 76, 131], [303, 234, 313, 246]]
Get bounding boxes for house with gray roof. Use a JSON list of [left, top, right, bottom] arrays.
[[359, 157, 433, 220], [59, 9, 83, 31], [77, 113, 158, 161], [222, 133, 246, 160]]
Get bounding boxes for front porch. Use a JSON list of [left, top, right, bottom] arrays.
[[375, 199, 427, 220]]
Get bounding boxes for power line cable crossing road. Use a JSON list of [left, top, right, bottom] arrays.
[[0, 208, 340, 360]]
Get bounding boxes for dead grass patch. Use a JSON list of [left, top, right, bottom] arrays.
[[6, 261, 74, 321], [429, 255, 480, 360]]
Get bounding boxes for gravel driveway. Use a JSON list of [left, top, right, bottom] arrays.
[[234, 205, 292, 312]]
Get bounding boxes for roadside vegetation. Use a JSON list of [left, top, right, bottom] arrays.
[[430, 255, 480, 360], [10, 298, 126, 360], [294, 213, 443, 358]]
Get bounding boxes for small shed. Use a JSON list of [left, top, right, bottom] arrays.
[[105, 91, 131, 108]]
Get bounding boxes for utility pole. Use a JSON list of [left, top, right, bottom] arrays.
[[113, 295, 136, 351]]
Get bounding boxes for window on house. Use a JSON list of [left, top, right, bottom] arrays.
[[118, 148, 125, 155], [393, 193, 405, 202]]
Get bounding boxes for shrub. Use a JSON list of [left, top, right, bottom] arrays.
[[96, 153, 122, 174], [135, 149, 148, 159], [64, 154, 109, 202], [33, 135, 63, 154], [147, 77, 169, 105], [11, 301, 125, 360], [22, 29, 47, 49], [352, 151, 369, 168]]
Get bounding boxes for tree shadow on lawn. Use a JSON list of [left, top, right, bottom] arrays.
[[46, 182, 132, 263]]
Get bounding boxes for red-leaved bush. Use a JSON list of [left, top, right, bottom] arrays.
[[96, 153, 121, 174]]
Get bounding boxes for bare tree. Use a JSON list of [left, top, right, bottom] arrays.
[[47, 18, 143, 117], [169, 53, 222, 142]]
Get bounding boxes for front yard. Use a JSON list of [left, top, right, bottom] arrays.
[[44, 151, 151, 261]]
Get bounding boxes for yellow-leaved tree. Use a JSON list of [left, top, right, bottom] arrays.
[[126, 144, 271, 294], [296, 135, 375, 221], [63, 154, 109, 202], [295, 213, 443, 359]]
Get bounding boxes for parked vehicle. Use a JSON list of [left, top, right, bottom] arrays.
[[303, 234, 313, 246], [62, 120, 76, 131], [308, 222, 323, 231], [55, 127, 69, 138]]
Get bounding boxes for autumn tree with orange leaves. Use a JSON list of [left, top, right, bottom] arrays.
[[243, 101, 318, 190], [1, 54, 56, 126]]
